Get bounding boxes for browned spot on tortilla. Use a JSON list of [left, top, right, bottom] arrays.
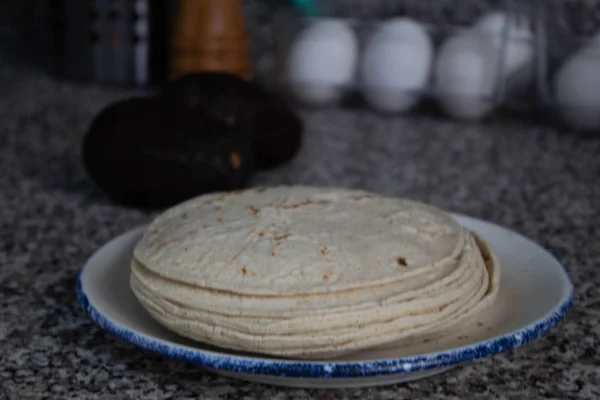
[[275, 234, 293, 241], [300, 269, 305, 276], [202, 225, 210, 229], [258, 231, 265, 237], [196, 257, 203, 262], [217, 217, 224, 223], [319, 245, 328, 256], [271, 251, 276, 257], [396, 257, 407, 266], [249, 206, 260, 216], [322, 274, 329, 281], [241, 267, 247, 275], [232, 256, 238, 262], [180, 212, 189, 219], [281, 199, 330, 209]]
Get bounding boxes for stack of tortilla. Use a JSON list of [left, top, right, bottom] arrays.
[[130, 186, 501, 359]]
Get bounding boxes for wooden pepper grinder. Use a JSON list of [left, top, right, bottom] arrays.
[[170, 0, 252, 81]]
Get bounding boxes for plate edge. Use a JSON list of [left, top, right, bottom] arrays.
[[76, 218, 575, 379]]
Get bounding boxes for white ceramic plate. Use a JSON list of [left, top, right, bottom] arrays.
[[77, 214, 573, 389]]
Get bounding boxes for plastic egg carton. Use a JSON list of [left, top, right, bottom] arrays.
[[537, 0, 600, 134], [270, 0, 539, 121]]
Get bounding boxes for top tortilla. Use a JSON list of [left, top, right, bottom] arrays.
[[133, 186, 464, 296]]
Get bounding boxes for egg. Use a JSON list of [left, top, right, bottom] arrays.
[[286, 19, 358, 106], [474, 11, 534, 86], [553, 42, 600, 132], [434, 31, 500, 120], [360, 18, 433, 113]]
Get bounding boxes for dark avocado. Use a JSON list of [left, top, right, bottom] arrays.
[[160, 72, 303, 169], [82, 96, 254, 209]]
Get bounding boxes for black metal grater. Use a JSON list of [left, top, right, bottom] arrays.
[[45, 0, 168, 87]]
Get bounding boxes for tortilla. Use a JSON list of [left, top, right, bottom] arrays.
[[133, 186, 464, 296], [129, 229, 471, 318], [132, 238, 497, 358], [130, 186, 501, 358]]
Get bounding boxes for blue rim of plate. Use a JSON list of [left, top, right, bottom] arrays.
[[76, 221, 574, 379]]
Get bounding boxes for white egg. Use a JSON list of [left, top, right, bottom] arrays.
[[286, 19, 358, 106], [360, 18, 433, 113], [554, 47, 600, 131], [434, 32, 499, 120], [474, 11, 534, 83]]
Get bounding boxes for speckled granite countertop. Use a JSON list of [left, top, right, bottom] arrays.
[[1, 56, 599, 399]]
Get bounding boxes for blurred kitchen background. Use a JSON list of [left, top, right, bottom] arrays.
[[1, 0, 600, 210], [0, 0, 282, 85], [1, 0, 600, 127]]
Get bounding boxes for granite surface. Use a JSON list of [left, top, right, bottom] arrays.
[[1, 54, 600, 399]]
